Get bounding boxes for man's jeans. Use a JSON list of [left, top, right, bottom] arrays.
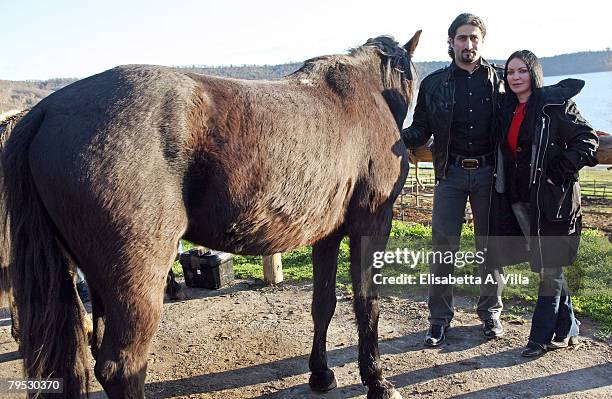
[[429, 163, 503, 326]]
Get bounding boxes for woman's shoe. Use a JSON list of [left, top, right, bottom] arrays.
[[521, 341, 547, 357], [548, 336, 579, 350]]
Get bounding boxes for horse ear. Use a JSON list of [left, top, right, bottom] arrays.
[[403, 30, 422, 57]]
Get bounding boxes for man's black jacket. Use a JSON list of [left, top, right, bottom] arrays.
[[401, 59, 504, 178]]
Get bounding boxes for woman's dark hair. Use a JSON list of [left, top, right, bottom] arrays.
[[504, 50, 544, 93], [502, 50, 544, 136], [447, 13, 486, 59]]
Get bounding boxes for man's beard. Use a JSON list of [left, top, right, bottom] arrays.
[[460, 50, 478, 63]]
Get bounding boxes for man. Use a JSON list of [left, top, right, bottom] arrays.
[[402, 13, 505, 346]]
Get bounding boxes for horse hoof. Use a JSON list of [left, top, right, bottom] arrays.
[[367, 380, 402, 399], [166, 284, 185, 301], [309, 369, 337, 392], [367, 389, 402, 399], [168, 290, 186, 301]]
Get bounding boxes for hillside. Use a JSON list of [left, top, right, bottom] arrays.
[[0, 78, 79, 115], [2, 50, 611, 115]]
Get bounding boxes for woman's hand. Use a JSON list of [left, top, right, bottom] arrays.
[[546, 155, 574, 186]]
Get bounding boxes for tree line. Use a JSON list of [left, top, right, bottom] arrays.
[[2, 50, 611, 114]]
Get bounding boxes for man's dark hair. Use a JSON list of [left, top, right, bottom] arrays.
[[504, 50, 544, 92], [447, 13, 487, 59]]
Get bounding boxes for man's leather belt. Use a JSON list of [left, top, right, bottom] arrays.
[[449, 152, 494, 170]]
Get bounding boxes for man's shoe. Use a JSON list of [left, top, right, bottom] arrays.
[[483, 319, 504, 339], [521, 341, 547, 357], [548, 336, 579, 350], [424, 325, 449, 347]]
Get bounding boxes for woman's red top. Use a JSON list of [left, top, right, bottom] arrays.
[[507, 102, 527, 158]]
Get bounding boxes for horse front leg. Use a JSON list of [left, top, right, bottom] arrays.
[[165, 269, 184, 300], [308, 232, 343, 392], [89, 285, 105, 360], [349, 218, 402, 399]]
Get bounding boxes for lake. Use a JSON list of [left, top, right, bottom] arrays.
[[545, 70, 612, 134]]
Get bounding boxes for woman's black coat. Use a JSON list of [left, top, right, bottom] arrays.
[[488, 79, 599, 271]]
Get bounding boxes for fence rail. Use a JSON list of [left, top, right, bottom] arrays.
[[580, 180, 612, 199], [401, 176, 612, 199], [394, 174, 612, 223]]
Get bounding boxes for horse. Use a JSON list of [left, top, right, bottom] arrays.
[[1, 32, 421, 398]]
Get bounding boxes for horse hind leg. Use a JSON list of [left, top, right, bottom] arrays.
[[93, 253, 169, 398], [348, 208, 402, 399], [9, 299, 21, 352], [308, 232, 343, 392]]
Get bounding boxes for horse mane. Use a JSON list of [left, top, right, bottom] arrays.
[[287, 36, 415, 103]]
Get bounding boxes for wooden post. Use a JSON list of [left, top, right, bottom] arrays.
[[263, 253, 283, 285], [595, 133, 612, 164], [415, 162, 420, 208]]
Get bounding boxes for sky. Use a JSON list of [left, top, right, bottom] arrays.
[[2, 0, 610, 81]]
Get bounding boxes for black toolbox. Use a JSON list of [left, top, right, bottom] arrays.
[[179, 248, 234, 289]]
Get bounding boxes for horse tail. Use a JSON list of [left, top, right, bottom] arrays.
[[2, 107, 90, 397], [0, 109, 30, 344], [0, 114, 13, 302], [1, 110, 28, 271]]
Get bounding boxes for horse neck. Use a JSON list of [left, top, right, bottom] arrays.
[[292, 50, 410, 126], [351, 50, 411, 127]]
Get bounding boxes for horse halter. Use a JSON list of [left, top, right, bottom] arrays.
[[365, 37, 413, 81]]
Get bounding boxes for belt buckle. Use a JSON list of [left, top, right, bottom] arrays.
[[461, 158, 479, 169]]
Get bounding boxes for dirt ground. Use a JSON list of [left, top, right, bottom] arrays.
[[1, 280, 611, 398], [395, 195, 612, 235], [581, 197, 612, 234]]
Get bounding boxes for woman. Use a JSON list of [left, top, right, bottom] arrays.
[[489, 50, 598, 357]]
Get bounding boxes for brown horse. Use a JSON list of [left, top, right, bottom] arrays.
[[1, 32, 420, 398]]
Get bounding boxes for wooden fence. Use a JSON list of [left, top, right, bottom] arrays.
[[580, 180, 612, 199], [394, 168, 612, 223]]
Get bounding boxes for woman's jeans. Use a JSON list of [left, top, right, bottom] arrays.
[[530, 267, 580, 344], [511, 202, 580, 345]]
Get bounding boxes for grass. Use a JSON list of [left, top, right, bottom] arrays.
[[232, 240, 352, 286], [580, 166, 612, 183], [174, 220, 612, 336]]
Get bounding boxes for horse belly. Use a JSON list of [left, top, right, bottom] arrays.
[[184, 81, 359, 254], [184, 171, 351, 255]]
